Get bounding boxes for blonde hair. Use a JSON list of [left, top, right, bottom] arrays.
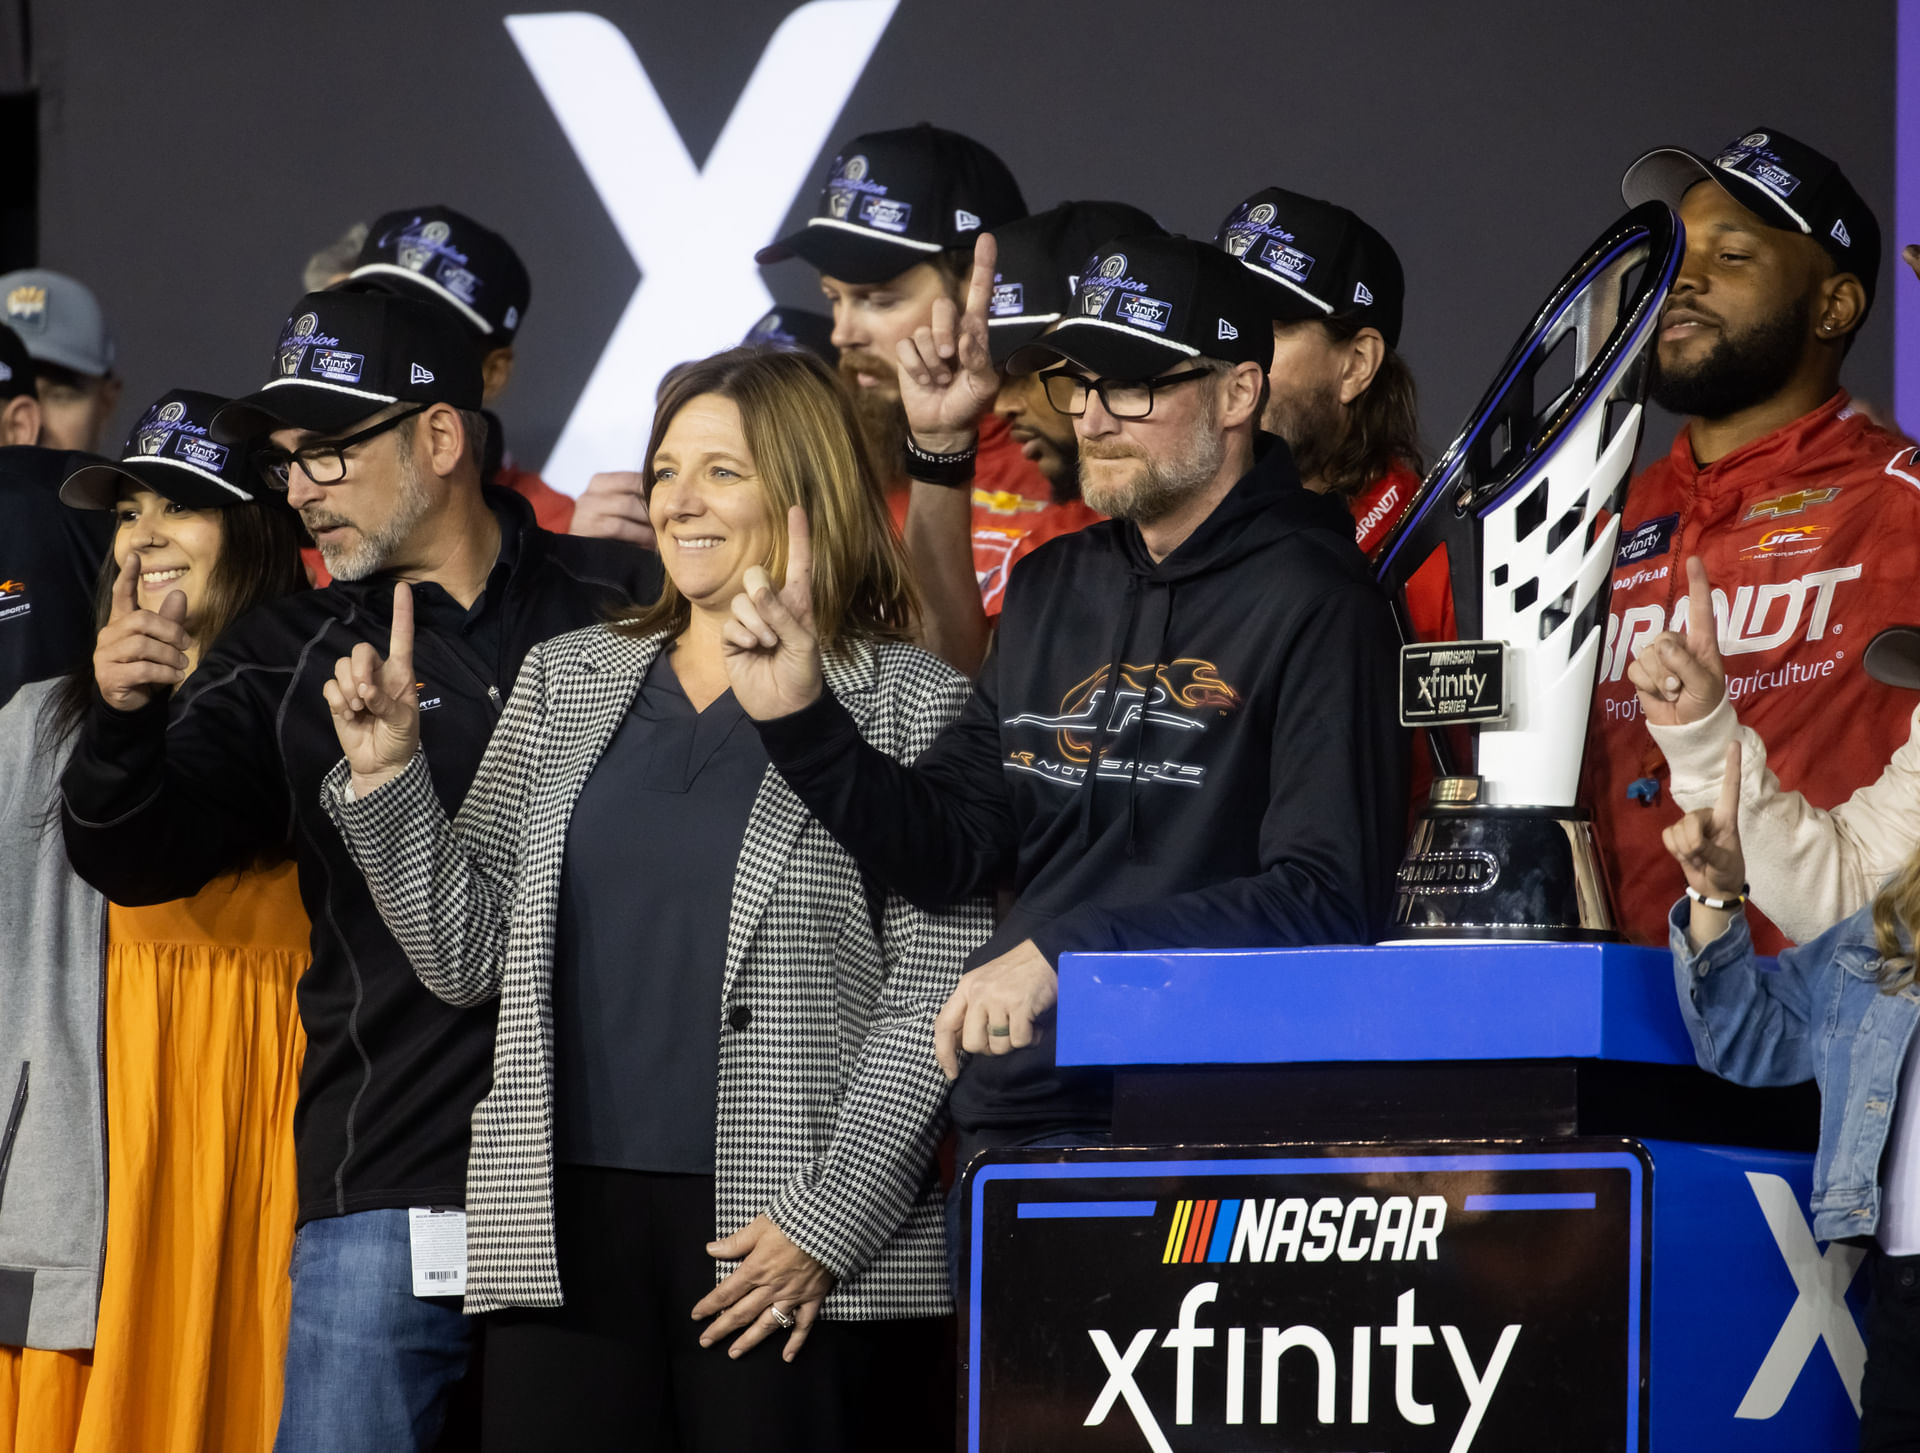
[[617, 346, 918, 648], [1874, 848, 1920, 992]]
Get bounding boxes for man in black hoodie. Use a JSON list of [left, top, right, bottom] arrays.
[[722, 235, 1406, 1198]]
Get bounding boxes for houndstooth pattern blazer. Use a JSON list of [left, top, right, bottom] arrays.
[[322, 624, 990, 1318]]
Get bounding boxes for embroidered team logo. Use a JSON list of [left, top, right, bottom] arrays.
[[5, 285, 45, 330], [398, 219, 453, 273], [278, 312, 321, 377], [1741, 524, 1830, 560], [1744, 487, 1841, 522], [0, 576, 27, 624], [134, 400, 188, 456]]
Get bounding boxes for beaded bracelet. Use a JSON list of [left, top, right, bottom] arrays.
[[1685, 883, 1749, 911]]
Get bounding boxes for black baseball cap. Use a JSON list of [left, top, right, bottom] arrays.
[[742, 305, 837, 364], [211, 291, 485, 442], [62, 389, 263, 509], [1005, 235, 1275, 379], [1622, 127, 1881, 308], [343, 205, 532, 343], [756, 123, 1027, 284], [0, 322, 33, 401], [1215, 187, 1405, 347], [986, 201, 1166, 367]]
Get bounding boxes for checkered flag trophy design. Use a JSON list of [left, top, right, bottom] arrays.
[[1369, 202, 1684, 939]]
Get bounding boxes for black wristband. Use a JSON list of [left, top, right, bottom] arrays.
[[903, 434, 977, 488]]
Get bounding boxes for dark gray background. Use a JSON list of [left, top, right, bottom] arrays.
[[31, 0, 1900, 484]]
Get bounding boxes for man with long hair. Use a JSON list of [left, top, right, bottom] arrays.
[[1582, 126, 1919, 950], [756, 123, 1042, 673]]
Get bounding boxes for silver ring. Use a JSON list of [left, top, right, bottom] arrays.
[[768, 1305, 796, 1330]]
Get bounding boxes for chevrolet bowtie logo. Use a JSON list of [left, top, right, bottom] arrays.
[[1744, 487, 1841, 521]]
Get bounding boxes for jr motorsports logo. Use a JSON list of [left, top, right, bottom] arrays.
[[1003, 659, 1242, 788], [505, 3, 899, 496]]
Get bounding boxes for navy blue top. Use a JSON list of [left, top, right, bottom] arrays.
[[551, 651, 768, 1173]]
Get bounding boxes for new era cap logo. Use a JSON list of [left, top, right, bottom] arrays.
[[1355, 281, 1375, 305], [411, 363, 435, 384], [1831, 218, 1852, 247], [955, 209, 981, 231], [1217, 318, 1238, 340]]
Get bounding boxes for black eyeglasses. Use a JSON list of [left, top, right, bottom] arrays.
[[1041, 367, 1212, 420], [254, 404, 430, 491]]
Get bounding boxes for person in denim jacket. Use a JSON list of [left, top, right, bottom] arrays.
[[1668, 737, 1920, 1450]]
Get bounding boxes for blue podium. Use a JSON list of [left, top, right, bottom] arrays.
[[960, 944, 1863, 1453]]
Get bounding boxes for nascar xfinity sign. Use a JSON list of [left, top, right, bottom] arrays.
[[964, 1147, 1645, 1451]]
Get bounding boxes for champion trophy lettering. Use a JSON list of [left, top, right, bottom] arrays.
[[1370, 202, 1683, 938]]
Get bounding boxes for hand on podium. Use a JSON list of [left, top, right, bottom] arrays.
[[1628, 556, 1726, 726]]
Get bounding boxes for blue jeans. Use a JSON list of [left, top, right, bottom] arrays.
[[945, 1129, 1110, 1301], [274, 1208, 477, 1453]]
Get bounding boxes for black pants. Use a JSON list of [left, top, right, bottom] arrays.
[[1863, 1250, 1920, 1450], [482, 1166, 951, 1452]]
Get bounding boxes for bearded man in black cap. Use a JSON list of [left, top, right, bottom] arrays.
[[1581, 126, 1920, 954], [756, 123, 1043, 673], [59, 290, 658, 1452], [719, 233, 1406, 1289]]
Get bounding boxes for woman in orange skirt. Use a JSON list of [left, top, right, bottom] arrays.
[[0, 388, 309, 1452]]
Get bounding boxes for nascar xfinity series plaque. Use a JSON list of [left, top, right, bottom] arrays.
[[963, 1144, 1646, 1452]]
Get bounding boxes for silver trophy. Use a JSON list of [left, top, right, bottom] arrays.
[[1371, 202, 1683, 940]]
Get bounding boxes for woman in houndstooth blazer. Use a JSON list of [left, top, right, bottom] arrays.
[[319, 348, 990, 1450]]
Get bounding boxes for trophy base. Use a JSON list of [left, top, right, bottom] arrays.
[[1388, 779, 1616, 942]]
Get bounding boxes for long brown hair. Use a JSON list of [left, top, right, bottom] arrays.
[[1874, 849, 1920, 992], [1315, 315, 1425, 499], [617, 346, 919, 648]]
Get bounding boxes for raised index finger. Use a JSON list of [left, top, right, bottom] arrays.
[[388, 581, 415, 681], [964, 232, 998, 325], [1716, 740, 1743, 829], [1684, 556, 1717, 658], [110, 550, 140, 622], [783, 505, 812, 598]]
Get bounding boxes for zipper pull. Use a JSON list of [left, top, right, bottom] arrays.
[[487, 685, 501, 710]]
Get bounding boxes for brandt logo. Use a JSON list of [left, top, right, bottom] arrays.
[[506, 3, 900, 496]]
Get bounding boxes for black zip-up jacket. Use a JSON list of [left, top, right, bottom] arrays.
[[60, 488, 659, 1222], [758, 436, 1408, 1134], [0, 446, 114, 711]]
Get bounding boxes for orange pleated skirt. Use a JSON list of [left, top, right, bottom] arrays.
[[0, 861, 309, 1453]]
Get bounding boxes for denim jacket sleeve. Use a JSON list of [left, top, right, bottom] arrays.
[[1669, 897, 1820, 1088]]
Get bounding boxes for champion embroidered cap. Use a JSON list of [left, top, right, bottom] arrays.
[[1623, 127, 1881, 307], [986, 200, 1166, 367], [1005, 234, 1275, 379], [742, 305, 837, 364], [0, 269, 115, 377], [343, 205, 532, 342], [1215, 187, 1405, 347], [756, 123, 1027, 284], [211, 291, 484, 442], [0, 323, 35, 401], [61, 389, 263, 510]]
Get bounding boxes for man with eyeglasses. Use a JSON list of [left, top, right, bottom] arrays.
[[722, 234, 1407, 1288], [59, 290, 659, 1452]]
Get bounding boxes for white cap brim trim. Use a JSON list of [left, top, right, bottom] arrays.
[[260, 377, 402, 404], [347, 263, 497, 335], [987, 312, 1064, 328], [116, 453, 251, 501], [802, 217, 945, 253], [1235, 258, 1334, 315]]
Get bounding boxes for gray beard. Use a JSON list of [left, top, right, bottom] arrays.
[[306, 448, 434, 581], [1078, 402, 1226, 525]]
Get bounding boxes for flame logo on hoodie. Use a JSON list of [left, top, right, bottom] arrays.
[[1005, 659, 1241, 766]]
